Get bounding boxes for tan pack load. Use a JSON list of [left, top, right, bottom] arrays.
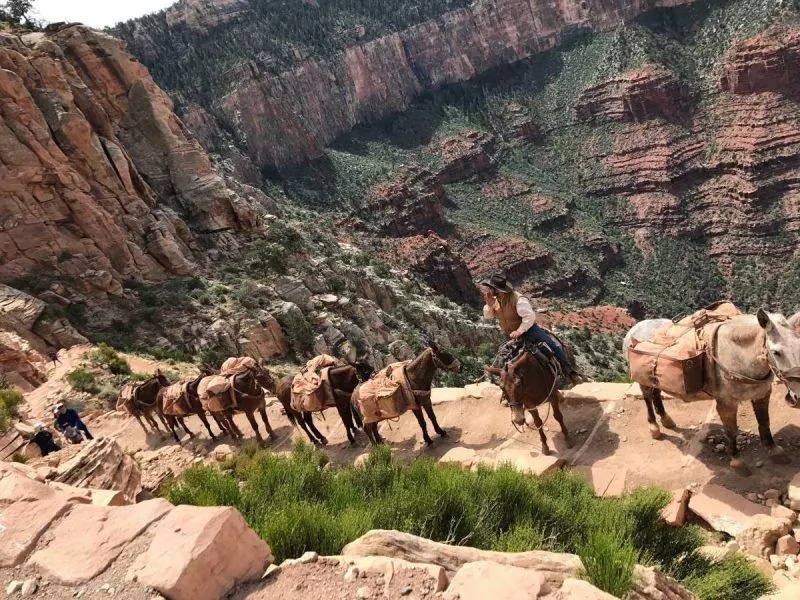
[[198, 375, 233, 412], [354, 362, 415, 425], [220, 356, 258, 377], [628, 301, 742, 400], [161, 382, 191, 416], [291, 354, 342, 413]]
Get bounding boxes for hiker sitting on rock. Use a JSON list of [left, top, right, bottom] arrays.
[[53, 402, 93, 442], [31, 422, 61, 456], [480, 273, 582, 385]]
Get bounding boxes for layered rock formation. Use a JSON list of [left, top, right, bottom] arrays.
[[0, 25, 274, 302]]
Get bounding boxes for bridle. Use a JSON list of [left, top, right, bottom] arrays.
[[431, 352, 460, 372]]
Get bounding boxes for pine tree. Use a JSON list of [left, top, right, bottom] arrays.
[[1, 0, 33, 24]]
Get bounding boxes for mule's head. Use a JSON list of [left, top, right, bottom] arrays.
[[255, 365, 276, 394], [497, 365, 527, 426], [758, 309, 800, 401], [428, 341, 461, 373], [154, 369, 170, 388]]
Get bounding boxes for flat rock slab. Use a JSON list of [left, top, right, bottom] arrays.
[[495, 449, 564, 476], [556, 578, 617, 599], [447, 560, 544, 600], [438, 447, 478, 469], [0, 496, 72, 567], [29, 498, 172, 584], [130, 505, 272, 600], [573, 466, 627, 498], [563, 383, 639, 403], [338, 555, 448, 592], [689, 483, 769, 536], [431, 388, 469, 405]]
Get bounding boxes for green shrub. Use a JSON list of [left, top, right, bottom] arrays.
[[11, 452, 27, 463], [88, 343, 131, 375], [161, 443, 767, 599], [67, 368, 99, 394], [0, 387, 23, 433]]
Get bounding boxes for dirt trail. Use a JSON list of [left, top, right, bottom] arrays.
[[20, 346, 800, 498]]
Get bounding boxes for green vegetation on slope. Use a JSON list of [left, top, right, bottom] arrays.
[[163, 442, 770, 600]]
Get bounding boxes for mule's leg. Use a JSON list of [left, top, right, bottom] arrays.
[[652, 388, 676, 429], [178, 417, 194, 438], [551, 393, 573, 449], [304, 413, 328, 446], [642, 387, 662, 440], [752, 397, 790, 464], [412, 408, 433, 446], [334, 402, 356, 445], [244, 411, 265, 444], [197, 412, 217, 440], [421, 399, 447, 438], [351, 406, 364, 430], [528, 408, 551, 456], [226, 410, 244, 439], [144, 411, 161, 433], [295, 412, 321, 445], [716, 401, 749, 475], [167, 416, 181, 443], [363, 423, 377, 446], [134, 414, 149, 435], [258, 407, 275, 438], [157, 412, 170, 430], [368, 424, 383, 445]]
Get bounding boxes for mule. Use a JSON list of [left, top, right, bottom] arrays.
[[277, 364, 365, 446], [355, 345, 461, 446], [200, 366, 276, 444], [624, 309, 800, 475], [485, 350, 573, 455], [117, 372, 171, 435], [159, 373, 221, 443]]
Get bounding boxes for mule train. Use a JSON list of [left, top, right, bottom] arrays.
[[116, 302, 800, 472]]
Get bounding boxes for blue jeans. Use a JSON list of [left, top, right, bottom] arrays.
[[522, 325, 571, 372]]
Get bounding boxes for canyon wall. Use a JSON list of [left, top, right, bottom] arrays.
[[0, 24, 275, 301]]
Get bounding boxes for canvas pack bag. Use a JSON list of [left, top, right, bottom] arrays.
[[161, 382, 191, 416], [628, 301, 742, 400], [291, 354, 342, 413], [354, 362, 415, 425], [198, 375, 234, 412], [220, 356, 259, 377]]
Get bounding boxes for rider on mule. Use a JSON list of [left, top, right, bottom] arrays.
[[480, 274, 582, 385]]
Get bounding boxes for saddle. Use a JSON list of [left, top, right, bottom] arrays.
[[161, 382, 191, 416], [198, 375, 238, 412]]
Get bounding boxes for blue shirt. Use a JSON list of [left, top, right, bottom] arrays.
[[54, 408, 82, 432]]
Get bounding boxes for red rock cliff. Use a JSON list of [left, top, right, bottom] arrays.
[[0, 25, 274, 301], [215, 0, 695, 170]]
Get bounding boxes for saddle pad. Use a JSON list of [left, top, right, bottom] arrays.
[[198, 375, 232, 413], [290, 354, 342, 413], [220, 356, 258, 376]]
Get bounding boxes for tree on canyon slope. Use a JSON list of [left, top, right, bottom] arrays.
[[0, 0, 34, 25]]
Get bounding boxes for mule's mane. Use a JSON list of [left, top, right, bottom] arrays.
[[724, 316, 764, 347]]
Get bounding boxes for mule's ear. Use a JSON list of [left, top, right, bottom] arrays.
[[757, 308, 772, 330]]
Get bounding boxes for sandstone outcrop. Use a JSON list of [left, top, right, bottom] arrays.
[[720, 29, 800, 95], [367, 166, 447, 236], [460, 235, 552, 283], [575, 65, 687, 123], [53, 437, 142, 503], [431, 130, 499, 184], [0, 25, 274, 301], [123, 0, 697, 171]]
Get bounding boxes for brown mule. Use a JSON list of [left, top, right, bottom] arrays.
[[200, 366, 276, 444], [117, 372, 171, 435], [485, 351, 572, 456], [159, 373, 221, 443], [355, 345, 461, 447], [277, 364, 365, 446]]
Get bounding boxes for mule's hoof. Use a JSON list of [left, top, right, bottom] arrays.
[[649, 425, 663, 440], [320, 437, 329, 446], [564, 437, 575, 449], [541, 446, 552, 456], [660, 415, 677, 430], [438, 430, 448, 438], [768, 446, 791, 465], [730, 457, 752, 476], [425, 438, 434, 447]]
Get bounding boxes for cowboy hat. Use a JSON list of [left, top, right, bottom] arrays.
[[479, 273, 514, 294]]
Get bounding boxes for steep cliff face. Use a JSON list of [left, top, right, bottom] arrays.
[[0, 25, 274, 302]]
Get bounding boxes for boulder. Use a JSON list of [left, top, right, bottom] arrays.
[[463, 381, 503, 403], [54, 437, 142, 503], [556, 578, 617, 599], [28, 499, 172, 584], [737, 514, 792, 558], [494, 449, 564, 477], [689, 483, 769, 536], [130, 506, 272, 600], [789, 473, 800, 510], [275, 277, 312, 309], [342, 530, 581, 588], [0, 496, 72, 567], [338, 556, 448, 592], [573, 466, 627, 498], [238, 316, 287, 360], [662, 488, 691, 527], [760, 582, 800, 599], [776, 534, 800, 556], [447, 561, 544, 600], [629, 565, 696, 600], [431, 387, 469, 404], [438, 447, 478, 470]]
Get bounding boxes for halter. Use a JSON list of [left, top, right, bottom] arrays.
[[431, 352, 459, 372]]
